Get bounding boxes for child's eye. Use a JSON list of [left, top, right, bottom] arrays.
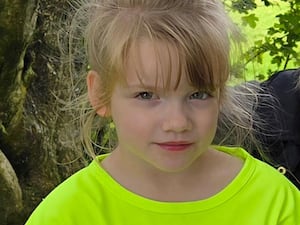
[[135, 92, 158, 100], [189, 91, 209, 100]]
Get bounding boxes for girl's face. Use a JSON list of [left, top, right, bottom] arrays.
[[109, 39, 220, 173]]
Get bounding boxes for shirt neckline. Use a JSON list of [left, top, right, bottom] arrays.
[[90, 146, 256, 214]]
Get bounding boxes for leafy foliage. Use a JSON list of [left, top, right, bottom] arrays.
[[225, 0, 300, 80]]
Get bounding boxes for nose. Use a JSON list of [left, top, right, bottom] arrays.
[[162, 102, 192, 132]]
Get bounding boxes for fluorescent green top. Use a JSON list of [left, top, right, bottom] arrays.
[[25, 146, 300, 225]]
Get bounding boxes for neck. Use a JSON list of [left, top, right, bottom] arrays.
[[101, 147, 243, 202]]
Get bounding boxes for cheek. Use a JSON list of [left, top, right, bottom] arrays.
[[113, 112, 152, 139], [196, 104, 219, 134], [209, 105, 219, 128], [209, 110, 219, 137]]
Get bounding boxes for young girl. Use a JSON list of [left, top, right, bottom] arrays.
[[26, 0, 300, 224]]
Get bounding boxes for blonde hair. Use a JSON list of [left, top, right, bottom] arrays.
[[213, 81, 269, 160], [61, 0, 258, 159]]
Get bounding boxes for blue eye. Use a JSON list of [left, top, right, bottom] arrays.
[[190, 91, 209, 100], [136, 92, 156, 100]]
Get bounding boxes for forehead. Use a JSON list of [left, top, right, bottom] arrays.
[[123, 39, 183, 88]]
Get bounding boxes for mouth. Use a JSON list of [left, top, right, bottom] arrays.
[[155, 142, 193, 152]]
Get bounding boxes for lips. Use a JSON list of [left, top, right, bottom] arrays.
[[156, 142, 193, 151]]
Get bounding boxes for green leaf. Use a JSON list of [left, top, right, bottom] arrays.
[[241, 14, 259, 28]]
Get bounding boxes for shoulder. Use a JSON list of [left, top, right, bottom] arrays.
[[25, 155, 110, 225], [216, 146, 300, 222], [253, 159, 300, 223], [215, 146, 298, 190]]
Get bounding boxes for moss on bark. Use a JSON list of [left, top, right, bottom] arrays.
[[0, 1, 86, 224]]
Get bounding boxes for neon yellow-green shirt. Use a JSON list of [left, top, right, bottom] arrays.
[[25, 146, 300, 224]]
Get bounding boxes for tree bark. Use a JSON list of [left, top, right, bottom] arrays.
[[0, 1, 87, 224]]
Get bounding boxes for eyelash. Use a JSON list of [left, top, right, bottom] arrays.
[[135, 91, 211, 100], [189, 91, 210, 100], [135, 92, 157, 100]]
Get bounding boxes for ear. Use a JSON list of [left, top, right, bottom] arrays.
[[87, 70, 109, 117]]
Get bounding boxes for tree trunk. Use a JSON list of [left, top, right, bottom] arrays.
[[0, 1, 87, 224]]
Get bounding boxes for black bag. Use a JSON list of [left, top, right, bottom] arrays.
[[254, 69, 300, 188]]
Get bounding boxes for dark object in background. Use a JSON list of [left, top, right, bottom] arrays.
[[253, 69, 300, 188]]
